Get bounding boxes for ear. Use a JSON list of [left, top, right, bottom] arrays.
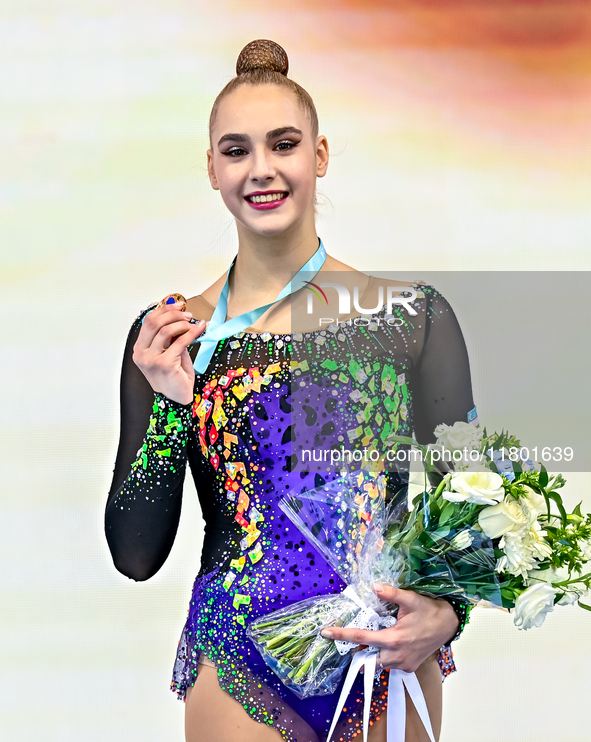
[[207, 148, 220, 190], [316, 135, 329, 178]]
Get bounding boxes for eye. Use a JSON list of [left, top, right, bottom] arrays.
[[224, 146, 248, 157], [275, 140, 297, 151]]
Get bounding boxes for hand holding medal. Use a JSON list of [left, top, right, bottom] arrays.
[[132, 293, 206, 406]]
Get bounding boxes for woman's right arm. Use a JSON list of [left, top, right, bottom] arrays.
[[104, 302, 205, 581]]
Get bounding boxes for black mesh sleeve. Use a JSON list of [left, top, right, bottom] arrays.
[[410, 286, 476, 446], [104, 308, 192, 581], [408, 286, 477, 665]]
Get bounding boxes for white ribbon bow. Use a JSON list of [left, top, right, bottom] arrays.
[[325, 586, 436, 742]]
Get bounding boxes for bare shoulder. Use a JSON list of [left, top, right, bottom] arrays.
[[185, 275, 225, 318]]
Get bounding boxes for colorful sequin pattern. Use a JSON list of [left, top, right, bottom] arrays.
[[112, 394, 191, 510], [117, 283, 471, 741], [192, 362, 287, 624]]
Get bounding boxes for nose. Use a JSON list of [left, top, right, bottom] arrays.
[[249, 145, 276, 183]]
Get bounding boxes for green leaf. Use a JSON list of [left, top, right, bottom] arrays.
[[578, 601, 591, 612], [430, 526, 451, 539], [542, 491, 552, 520], [388, 434, 419, 447], [439, 502, 455, 524], [548, 490, 568, 527], [412, 492, 424, 508], [539, 465, 549, 488]]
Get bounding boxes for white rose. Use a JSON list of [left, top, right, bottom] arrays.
[[478, 498, 526, 539], [520, 485, 547, 523], [434, 421, 482, 452], [513, 583, 558, 630], [443, 471, 505, 506]]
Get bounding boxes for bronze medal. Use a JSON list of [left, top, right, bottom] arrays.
[[157, 293, 187, 312]]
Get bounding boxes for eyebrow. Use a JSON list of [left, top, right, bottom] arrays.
[[217, 126, 303, 147]]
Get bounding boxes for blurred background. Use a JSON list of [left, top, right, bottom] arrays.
[[1, 1, 590, 740]]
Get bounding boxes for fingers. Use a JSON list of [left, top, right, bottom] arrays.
[[366, 640, 419, 674], [320, 628, 417, 672], [153, 318, 205, 351], [133, 305, 205, 375], [320, 626, 395, 649], [137, 302, 193, 349], [378, 647, 420, 674], [163, 321, 206, 356], [373, 584, 419, 610]]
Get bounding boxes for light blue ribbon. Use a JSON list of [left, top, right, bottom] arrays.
[[191, 238, 327, 374], [141, 239, 327, 374]]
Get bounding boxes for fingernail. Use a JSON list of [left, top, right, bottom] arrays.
[[320, 629, 333, 639], [373, 584, 384, 593], [183, 311, 192, 319]]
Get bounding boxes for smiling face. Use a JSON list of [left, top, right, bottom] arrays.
[[207, 84, 328, 239]]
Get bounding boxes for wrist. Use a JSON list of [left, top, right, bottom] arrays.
[[438, 596, 473, 644], [150, 392, 192, 437], [153, 390, 193, 409], [437, 598, 460, 646]]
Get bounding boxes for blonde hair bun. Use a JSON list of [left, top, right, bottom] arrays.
[[236, 40, 289, 77]]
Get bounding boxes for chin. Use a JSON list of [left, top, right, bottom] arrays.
[[239, 213, 299, 238], [248, 223, 294, 238]]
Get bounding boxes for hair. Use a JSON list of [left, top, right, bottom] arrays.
[[209, 40, 319, 146]]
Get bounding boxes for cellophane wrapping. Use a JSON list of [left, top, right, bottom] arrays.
[[247, 467, 500, 698]]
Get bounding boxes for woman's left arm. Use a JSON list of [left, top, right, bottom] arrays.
[[403, 285, 477, 668], [322, 285, 476, 672], [410, 284, 475, 446]]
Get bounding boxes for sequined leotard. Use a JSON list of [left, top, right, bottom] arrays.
[[105, 277, 475, 742]]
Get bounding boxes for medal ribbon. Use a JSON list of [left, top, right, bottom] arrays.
[[140, 240, 326, 374], [192, 239, 326, 374]]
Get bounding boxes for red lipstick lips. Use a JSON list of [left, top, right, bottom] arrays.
[[244, 191, 288, 211]]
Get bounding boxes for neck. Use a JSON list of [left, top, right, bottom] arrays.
[[230, 216, 320, 304]]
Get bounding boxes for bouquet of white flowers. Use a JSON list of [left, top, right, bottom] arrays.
[[389, 422, 591, 628]]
